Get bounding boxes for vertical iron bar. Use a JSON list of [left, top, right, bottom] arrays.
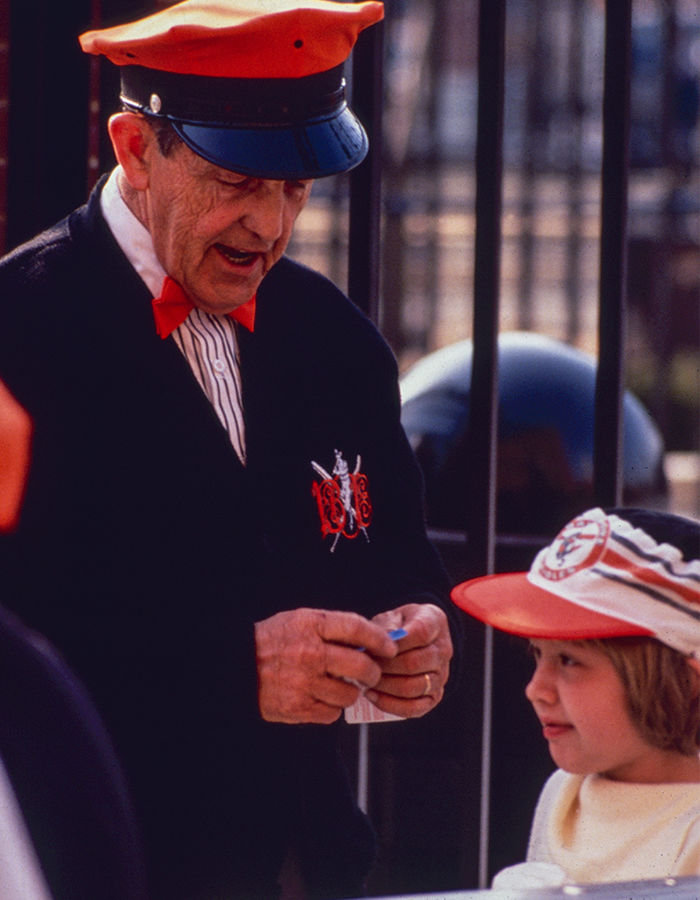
[[564, 0, 585, 347], [469, 0, 507, 888], [348, 18, 384, 323], [594, 0, 632, 508], [0, 0, 9, 255], [357, 721, 369, 814], [348, 12, 383, 813], [86, 0, 102, 195]]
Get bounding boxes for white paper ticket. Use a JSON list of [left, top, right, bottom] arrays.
[[344, 628, 407, 724]]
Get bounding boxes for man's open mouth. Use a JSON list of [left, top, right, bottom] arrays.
[[216, 245, 258, 266]]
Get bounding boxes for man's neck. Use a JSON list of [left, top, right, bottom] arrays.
[[100, 167, 166, 298], [115, 168, 149, 232]]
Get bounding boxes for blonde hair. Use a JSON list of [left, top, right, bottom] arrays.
[[588, 636, 700, 757]]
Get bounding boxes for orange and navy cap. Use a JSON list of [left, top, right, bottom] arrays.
[[451, 508, 700, 659], [79, 0, 384, 179]]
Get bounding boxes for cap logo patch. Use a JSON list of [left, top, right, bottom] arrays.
[[311, 450, 371, 553], [539, 515, 610, 581]]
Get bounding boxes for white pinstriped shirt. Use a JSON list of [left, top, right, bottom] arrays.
[[100, 168, 247, 463]]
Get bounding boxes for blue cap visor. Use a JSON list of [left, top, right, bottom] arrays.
[[173, 105, 368, 180]]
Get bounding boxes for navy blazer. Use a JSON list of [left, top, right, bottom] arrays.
[[0, 179, 459, 899]]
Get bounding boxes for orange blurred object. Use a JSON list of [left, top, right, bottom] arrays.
[[0, 380, 32, 532]]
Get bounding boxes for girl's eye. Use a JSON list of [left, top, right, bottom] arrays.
[[559, 654, 578, 667]]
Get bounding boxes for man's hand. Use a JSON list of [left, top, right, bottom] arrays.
[[366, 603, 453, 718], [255, 608, 399, 724]]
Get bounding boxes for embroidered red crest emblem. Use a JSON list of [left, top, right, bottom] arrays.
[[311, 450, 372, 552]]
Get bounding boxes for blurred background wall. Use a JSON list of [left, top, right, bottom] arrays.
[[288, 0, 699, 466]]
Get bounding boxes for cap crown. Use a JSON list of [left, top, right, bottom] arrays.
[[527, 508, 700, 656], [80, 0, 384, 78], [451, 508, 700, 659]]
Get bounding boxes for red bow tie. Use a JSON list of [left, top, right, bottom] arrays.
[[152, 277, 256, 338]]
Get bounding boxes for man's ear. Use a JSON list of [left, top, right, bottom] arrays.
[[107, 112, 154, 191]]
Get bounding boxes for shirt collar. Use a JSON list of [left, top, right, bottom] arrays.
[[100, 167, 166, 298]]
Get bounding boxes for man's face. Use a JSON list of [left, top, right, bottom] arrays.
[[142, 136, 313, 314]]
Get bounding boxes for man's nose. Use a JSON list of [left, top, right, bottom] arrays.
[[241, 181, 286, 243]]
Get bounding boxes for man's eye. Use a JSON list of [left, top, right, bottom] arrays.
[[219, 177, 249, 189]]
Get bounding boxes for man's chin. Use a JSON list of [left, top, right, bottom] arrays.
[[192, 290, 256, 317]]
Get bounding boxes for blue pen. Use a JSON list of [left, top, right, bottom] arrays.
[[355, 627, 407, 654], [388, 628, 408, 641]]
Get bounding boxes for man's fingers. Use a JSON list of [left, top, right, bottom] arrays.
[[362, 603, 455, 720], [369, 609, 405, 635], [309, 676, 362, 710], [365, 691, 436, 719], [323, 642, 383, 690], [314, 609, 399, 659], [371, 671, 438, 699], [255, 608, 399, 724]]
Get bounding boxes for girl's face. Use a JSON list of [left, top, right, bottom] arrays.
[[525, 639, 695, 783]]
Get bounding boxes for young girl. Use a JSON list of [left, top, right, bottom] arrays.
[[451, 507, 700, 885]]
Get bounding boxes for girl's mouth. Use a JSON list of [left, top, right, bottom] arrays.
[[542, 722, 573, 740]]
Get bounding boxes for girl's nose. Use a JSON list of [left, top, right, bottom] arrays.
[[525, 660, 556, 706]]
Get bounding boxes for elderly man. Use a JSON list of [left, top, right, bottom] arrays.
[[0, 1, 459, 898]]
